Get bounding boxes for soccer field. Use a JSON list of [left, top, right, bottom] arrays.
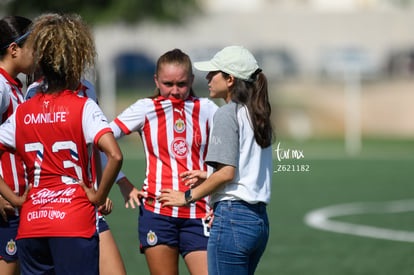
[[105, 138, 414, 275]]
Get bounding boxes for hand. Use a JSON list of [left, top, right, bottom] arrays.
[[0, 196, 13, 222], [179, 170, 207, 188], [12, 184, 32, 209], [117, 177, 147, 209], [158, 189, 186, 207], [203, 209, 214, 228], [78, 180, 103, 205], [98, 197, 113, 215]]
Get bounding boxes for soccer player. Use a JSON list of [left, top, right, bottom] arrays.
[[0, 13, 122, 275], [0, 15, 34, 275], [26, 78, 127, 275], [110, 48, 218, 275], [158, 45, 274, 275]]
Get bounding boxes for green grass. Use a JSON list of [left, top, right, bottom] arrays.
[[105, 138, 414, 275]]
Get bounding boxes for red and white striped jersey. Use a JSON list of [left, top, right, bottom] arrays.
[[112, 96, 218, 218], [0, 68, 27, 215], [0, 91, 112, 238]]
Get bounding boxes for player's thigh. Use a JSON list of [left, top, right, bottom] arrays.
[[99, 230, 126, 275], [179, 218, 208, 275], [138, 205, 181, 274], [0, 259, 19, 275], [183, 250, 207, 275], [144, 244, 179, 275]]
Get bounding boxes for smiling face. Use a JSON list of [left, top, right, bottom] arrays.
[[154, 63, 194, 100]]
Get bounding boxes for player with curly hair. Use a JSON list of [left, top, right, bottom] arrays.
[[0, 13, 123, 275]]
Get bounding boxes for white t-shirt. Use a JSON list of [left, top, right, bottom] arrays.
[[205, 101, 272, 205]]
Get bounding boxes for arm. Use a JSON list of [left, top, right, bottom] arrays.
[[82, 132, 123, 206], [116, 176, 146, 209], [99, 149, 145, 209], [0, 180, 31, 211], [0, 196, 14, 222], [96, 132, 123, 205], [0, 178, 23, 208], [179, 170, 208, 188], [0, 151, 31, 208], [158, 164, 235, 207], [190, 164, 235, 202], [109, 120, 147, 209]]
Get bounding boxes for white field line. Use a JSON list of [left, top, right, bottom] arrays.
[[304, 199, 414, 243]]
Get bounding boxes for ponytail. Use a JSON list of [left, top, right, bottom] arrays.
[[230, 72, 274, 148], [250, 72, 274, 148]]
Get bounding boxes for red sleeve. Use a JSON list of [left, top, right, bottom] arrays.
[[93, 127, 113, 148], [113, 118, 131, 135]]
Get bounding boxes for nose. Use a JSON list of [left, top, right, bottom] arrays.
[[169, 85, 182, 99], [171, 85, 179, 94], [206, 76, 212, 85]]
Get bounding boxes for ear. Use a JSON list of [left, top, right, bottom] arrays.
[[154, 74, 160, 89], [8, 42, 19, 57], [226, 75, 235, 88]]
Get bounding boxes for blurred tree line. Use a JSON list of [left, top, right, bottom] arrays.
[[0, 0, 201, 25]]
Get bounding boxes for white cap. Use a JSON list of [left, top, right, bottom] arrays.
[[194, 46, 259, 81]]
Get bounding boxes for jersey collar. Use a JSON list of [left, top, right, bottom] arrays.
[[154, 95, 196, 103], [0, 67, 22, 90]]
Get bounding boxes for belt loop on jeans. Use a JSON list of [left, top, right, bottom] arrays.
[[227, 200, 232, 208]]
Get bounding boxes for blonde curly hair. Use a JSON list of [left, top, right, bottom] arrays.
[[28, 13, 96, 91]]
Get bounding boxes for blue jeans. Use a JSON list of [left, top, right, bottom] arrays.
[[208, 200, 269, 275]]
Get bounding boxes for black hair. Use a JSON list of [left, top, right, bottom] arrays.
[[0, 16, 32, 58]]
